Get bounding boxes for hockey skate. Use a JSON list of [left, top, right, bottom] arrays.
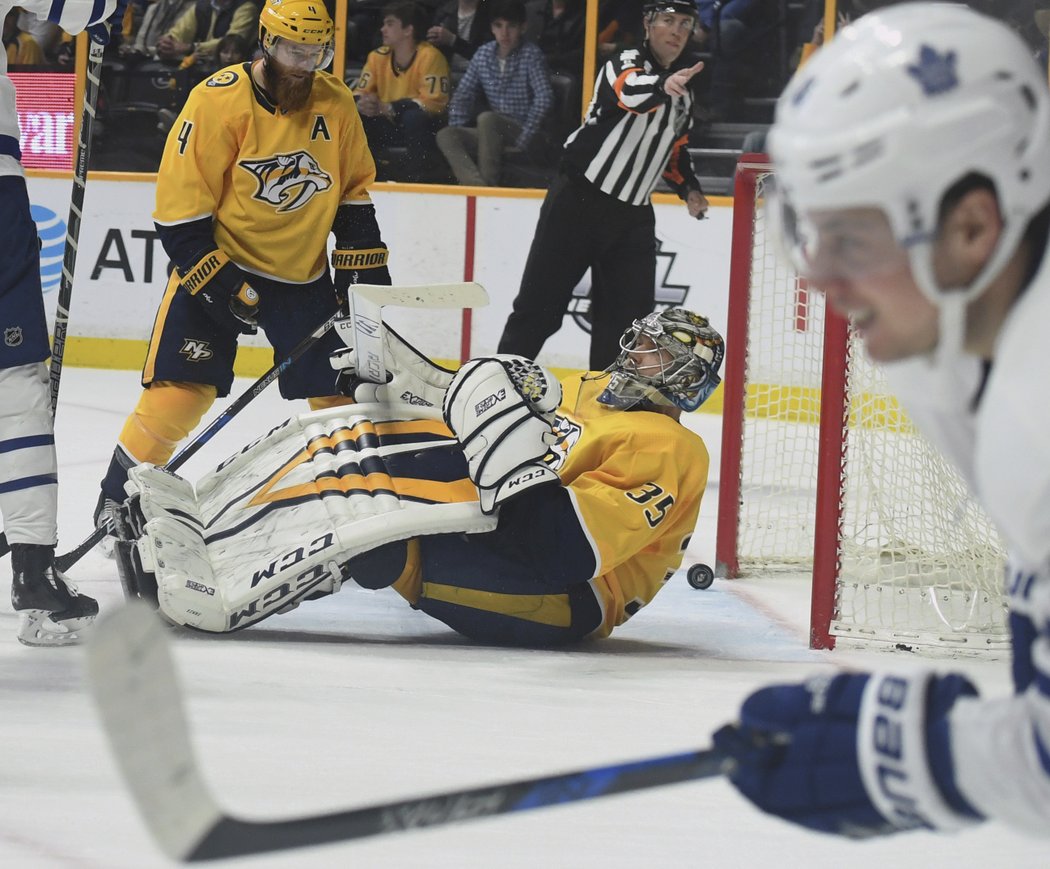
[[11, 543, 99, 647]]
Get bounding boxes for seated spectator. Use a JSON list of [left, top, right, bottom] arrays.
[[121, 0, 195, 60], [215, 31, 252, 65], [354, 2, 451, 181], [694, 0, 772, 120], [596, 0, 644, 58], [436, 0, 552, 186], [536, 0, 583, 75], [427, 0, 492, 72], [15, 6, 60, 60], [4, 8, 44, 65], [155, 0, 257, 69]]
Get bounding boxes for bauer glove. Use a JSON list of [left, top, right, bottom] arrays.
[[713, 671, 984, 838], [178, 249, 259, 334]]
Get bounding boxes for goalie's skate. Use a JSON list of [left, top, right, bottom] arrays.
[[11, 543, 99, 647]]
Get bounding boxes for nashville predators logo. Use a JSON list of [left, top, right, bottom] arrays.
[[239, 151, 333, 213], [545, 415, 581, 471]]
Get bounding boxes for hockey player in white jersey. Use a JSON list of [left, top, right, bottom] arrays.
[[1, 0, 124, 644], [713, 4, 1050, 838]]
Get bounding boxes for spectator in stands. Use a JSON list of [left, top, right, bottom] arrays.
[[693, 0, 770, 121], [155, 0, 256, 69], [4, 8, 44, 65], [216, 31, 251, 65], [121, 0, 194, 60], [535, 0, 583, 75], [354, 2, 451, 181], [596, 0, 644, 58], [436, 0, 552, 186], [14, 7, 59, 60], [427, 0, 492, 72]]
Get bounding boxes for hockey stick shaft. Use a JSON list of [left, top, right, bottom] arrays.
[[88, 604, 730, 862], [0, 39, 105, 561], [50, 37, 105, 415], [56, 282, 488, 571], [55, 309, 342, 571]]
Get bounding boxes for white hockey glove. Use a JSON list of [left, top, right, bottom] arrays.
[[442, 355, 562, 515], [330, 322, 455, 408]]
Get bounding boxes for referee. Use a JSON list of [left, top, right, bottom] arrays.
[[498, 0, 709, 370]]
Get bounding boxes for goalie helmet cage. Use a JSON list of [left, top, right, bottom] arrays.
[[716, 155, 1008, 653]]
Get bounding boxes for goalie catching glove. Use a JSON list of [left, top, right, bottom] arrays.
[[178, 249, 259, 334], [442, 355, 562, 515], [330, 322, 455, 407]]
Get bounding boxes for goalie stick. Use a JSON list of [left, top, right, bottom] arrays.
[[87, 603, 731, 862], [0, 37, 105, 561], [55, 281, 487, 572]]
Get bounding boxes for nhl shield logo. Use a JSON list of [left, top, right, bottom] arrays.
[[4, 327, 23, 348], [239, 151, 333, 213]]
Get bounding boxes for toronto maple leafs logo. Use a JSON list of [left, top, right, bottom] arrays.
[[906, 44, 958, 96], [239, 151, 333, 213]]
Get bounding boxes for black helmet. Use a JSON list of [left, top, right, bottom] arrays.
[[643, 1, 700, 20]]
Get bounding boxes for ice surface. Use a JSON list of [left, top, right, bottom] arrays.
[[0, 369, 1043, 867]]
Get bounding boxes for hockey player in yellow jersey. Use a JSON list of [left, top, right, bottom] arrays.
[[95, 0, 392, 545], [113, 306, 721, 643], [353, 2, 451, 181]]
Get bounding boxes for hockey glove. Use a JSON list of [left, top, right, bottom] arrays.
[[713, 671, 984, 838], [443, 355, 562, 514], [330, 322, 454, 407], [332, 242, 391, 306], [88, 0, 130, 44], [178, 249, 259, 334]]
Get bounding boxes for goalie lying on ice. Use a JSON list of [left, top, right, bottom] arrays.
[[112, 308, 722, 645]]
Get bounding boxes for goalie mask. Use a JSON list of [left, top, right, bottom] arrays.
[[598, 309, 724, 413], [259, 0, 335, 72], [768, 2, 1050, 357]]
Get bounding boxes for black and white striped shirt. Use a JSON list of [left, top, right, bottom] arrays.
[[561, 46, 701, 206]]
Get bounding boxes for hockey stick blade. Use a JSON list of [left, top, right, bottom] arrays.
[[351, 281, 489, 309], [88, 604, 731, 863]]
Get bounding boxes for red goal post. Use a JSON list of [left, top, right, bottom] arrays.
[[716, 155, 1008, 653]]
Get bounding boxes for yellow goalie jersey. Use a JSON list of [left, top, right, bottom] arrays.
[[555, 375, 711, 637], [154, 64, 376, 284], [354, 43, 450, 115]]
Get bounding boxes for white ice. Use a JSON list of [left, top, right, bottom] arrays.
[[0, 368, 1044, 868]]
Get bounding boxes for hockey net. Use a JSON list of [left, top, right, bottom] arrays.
[[716, 156, 1008, 653]]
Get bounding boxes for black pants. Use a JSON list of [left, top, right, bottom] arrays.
[[498, 171, 657, 370]]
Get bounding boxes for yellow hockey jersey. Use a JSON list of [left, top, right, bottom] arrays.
[[154, 63, 376, 284], [554, 374, 710, 637], [354, 43, 450, 116]]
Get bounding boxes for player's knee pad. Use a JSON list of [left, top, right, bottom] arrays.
[[119, 381, 217, 465], [442, 355, 562, 514]]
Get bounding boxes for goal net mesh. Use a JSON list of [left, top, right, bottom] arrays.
[[726, 165, 1008, 652]]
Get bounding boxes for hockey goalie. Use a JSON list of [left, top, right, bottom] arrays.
[[111, 308, 722, 646]]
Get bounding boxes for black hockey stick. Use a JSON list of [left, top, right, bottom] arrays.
[[87, 604, 731, 863], [55, 282, 488, 571], [0, 38, 105, 561], [51, 36, 105, 413], [53, 308, 343, 572]]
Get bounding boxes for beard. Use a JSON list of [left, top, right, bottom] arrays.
[[262, 57, 314, 113]]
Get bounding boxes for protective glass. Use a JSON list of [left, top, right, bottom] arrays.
[[268, 35, 335, 72]]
